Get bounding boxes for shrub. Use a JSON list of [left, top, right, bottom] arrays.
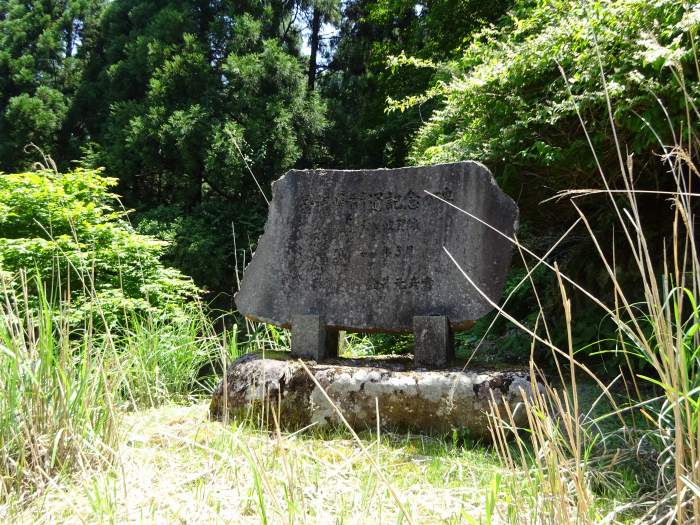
[[405, 0, 696, 174], [0, 167, 200, 329], [133, 199, 267, 301]]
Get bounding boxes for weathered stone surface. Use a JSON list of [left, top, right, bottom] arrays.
[[290, 315, 340, 361], [235, 162, 519, 337], [413, 315, 453, 368], [210, 354, 538, 438]]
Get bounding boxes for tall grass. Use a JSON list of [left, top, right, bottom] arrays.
[[0, 275, 118, 502], [117, 305, 224, 407], [0, 271, 232, 506], [463, 30, 700, 525]]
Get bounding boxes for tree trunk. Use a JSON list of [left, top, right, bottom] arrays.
[[65, 19, 73, 58], [190, 169, 203, 207], [307, 8, 321, 91]]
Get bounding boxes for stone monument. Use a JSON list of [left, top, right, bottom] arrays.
[[235, 161, 518, 368]]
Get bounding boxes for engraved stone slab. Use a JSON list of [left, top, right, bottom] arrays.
[[235, 161, 518, 344]]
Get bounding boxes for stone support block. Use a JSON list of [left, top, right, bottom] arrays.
[[413, 315, 454, 368], [291, 314, 337, 361]]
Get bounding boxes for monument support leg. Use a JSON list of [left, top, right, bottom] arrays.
[[291, 315, 337, 361], [413, 316, 453, 368], [325, 328, 339, 358]]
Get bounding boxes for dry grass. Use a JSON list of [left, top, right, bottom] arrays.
[[2, 402, 518, 524]]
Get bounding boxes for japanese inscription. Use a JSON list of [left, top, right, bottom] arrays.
[[235, 162, 519, 333]]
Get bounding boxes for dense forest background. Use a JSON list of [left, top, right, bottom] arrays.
[[1, 0, 697, 367]]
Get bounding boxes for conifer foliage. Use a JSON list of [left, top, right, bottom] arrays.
[[76, 0, 326, 209], [0, 0, 104, 168]]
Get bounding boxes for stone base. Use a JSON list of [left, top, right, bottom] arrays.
[[210, 354, 540, 439]]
